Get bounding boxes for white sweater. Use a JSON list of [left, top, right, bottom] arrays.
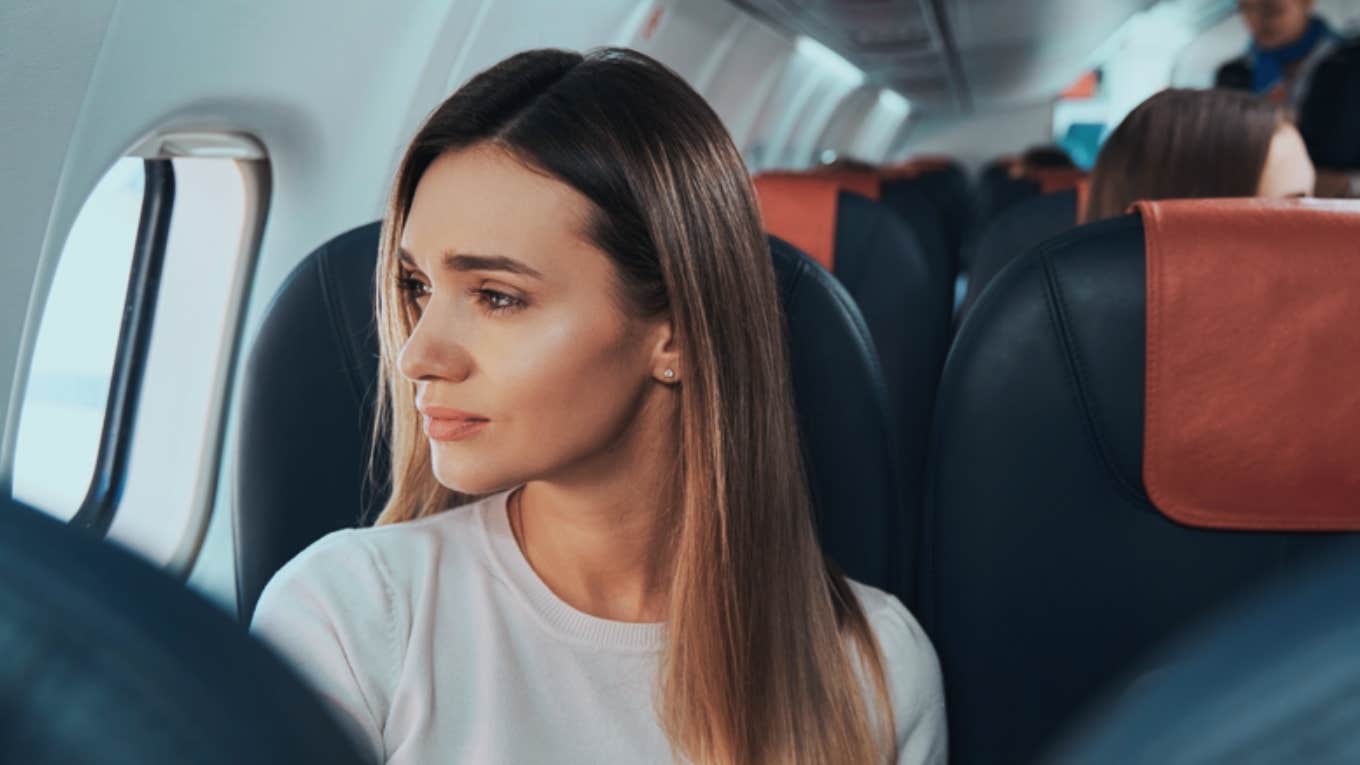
[[250, 490, 947, 764]]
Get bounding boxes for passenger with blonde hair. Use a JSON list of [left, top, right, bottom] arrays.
[[251, 47, 945, 765]]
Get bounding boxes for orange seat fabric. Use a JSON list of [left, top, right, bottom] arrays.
[[1140, 198, 1360, 530]]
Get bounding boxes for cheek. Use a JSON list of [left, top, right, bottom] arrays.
[[1248, 16, 1282, 42], [502, 313, 647, 433], [429, 306, 653, 493]]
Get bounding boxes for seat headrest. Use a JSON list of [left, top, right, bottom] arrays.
[[1137, 199, 1360, 531], [752, 172, 878, 269], [812, 169, 881, 200], [0, 499, 367, 764], [236, 223, 908, 621], [1025, 167, 1088, 194], [881, 156, 958, 180], [235, 222, 388, 623]]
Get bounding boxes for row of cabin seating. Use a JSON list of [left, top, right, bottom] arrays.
[[227, 192, 1360, 765], [749, 155, 1091, 331], [760, 155, 1093, 331]]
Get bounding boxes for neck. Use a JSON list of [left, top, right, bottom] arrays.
[[513, 387, 679, 623]]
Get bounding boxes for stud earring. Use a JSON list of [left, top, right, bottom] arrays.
[[663, 369, 675, 380]]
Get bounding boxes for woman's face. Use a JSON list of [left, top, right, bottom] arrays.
[[397, 145, 674, 495], [1256, 123, 1316, 198]]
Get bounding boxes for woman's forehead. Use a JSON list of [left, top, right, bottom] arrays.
[[401, 146, 598, 274]]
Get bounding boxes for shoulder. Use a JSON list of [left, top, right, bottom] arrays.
[[264, 498, 491, 599], [849, 581, 947, 764], [251, 497, 498, 652], [849, 581, 938, 678], [247, 498, 501, 762], [1316, 35, 1360, 74]]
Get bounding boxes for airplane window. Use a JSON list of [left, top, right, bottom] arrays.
[[11, 134, 267, 574], [115, 152, 264, 575], [12, 158, 148, 521]]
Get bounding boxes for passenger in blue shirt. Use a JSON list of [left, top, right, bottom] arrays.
[[1216, 0, 1360, 197]]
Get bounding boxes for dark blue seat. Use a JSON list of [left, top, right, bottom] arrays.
[[879, 178, 955, 291], [923, 204, 1360, 764], [887, 162, 972, 259], [1047, 540, 1360, 764], [0, 498, 366, 765], [957, 188, 1078, 323], [753, 174, 954, 604]]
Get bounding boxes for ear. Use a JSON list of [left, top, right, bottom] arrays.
[[647, 318, 681, 384]]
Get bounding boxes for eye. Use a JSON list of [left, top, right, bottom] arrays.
[[473, 288, 526, 315], [398, 274, 431, 300]]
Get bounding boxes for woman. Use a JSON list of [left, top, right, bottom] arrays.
[[250, 48, 945, 764], [1083, 88, 1315, 222]]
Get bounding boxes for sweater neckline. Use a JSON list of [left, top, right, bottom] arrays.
[[479, 489, 665, 653]]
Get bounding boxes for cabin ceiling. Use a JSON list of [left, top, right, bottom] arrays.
[[728, 0, 1167, 113]]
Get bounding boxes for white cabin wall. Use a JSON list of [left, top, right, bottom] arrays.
[[846, 90, 915, 161], [632, 3, 796, 152], [814, 86, 915, 164], [744, 37, 883, 171], [0, 0, 119, 493], [816, 86, 882, 162], [627, 0, 739, 79], [699, 18, 795, 151], [436, 0, 642, 104], [784, 76, 863, 167], [896, 101, 1055, 169]]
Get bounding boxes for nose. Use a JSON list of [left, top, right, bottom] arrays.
[[397, 310, 474, 384]]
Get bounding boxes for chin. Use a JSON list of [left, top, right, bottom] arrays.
[[429, 445, 522, 497]]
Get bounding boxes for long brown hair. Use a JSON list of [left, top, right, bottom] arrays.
[[1083, 88, 1292, 222], [370, 48, 895, 764]]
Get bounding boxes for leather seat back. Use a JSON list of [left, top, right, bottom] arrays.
[[0, 498, 367, 765], [884, 162, 972, 259], [879, 179, 953, 289], [788, 160, 965, 285], [1046, 540, 1360, 764], [958, 189, 1078, 322], [923, 200, 1360, 764]]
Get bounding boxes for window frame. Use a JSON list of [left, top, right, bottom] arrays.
[[110, 131, 271, 576], [63, 158, 175, 536]]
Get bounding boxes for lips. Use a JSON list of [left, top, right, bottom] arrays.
[[419, 405, 489, 443]]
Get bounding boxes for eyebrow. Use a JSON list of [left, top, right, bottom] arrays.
[[398, 248, 544, 279]]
